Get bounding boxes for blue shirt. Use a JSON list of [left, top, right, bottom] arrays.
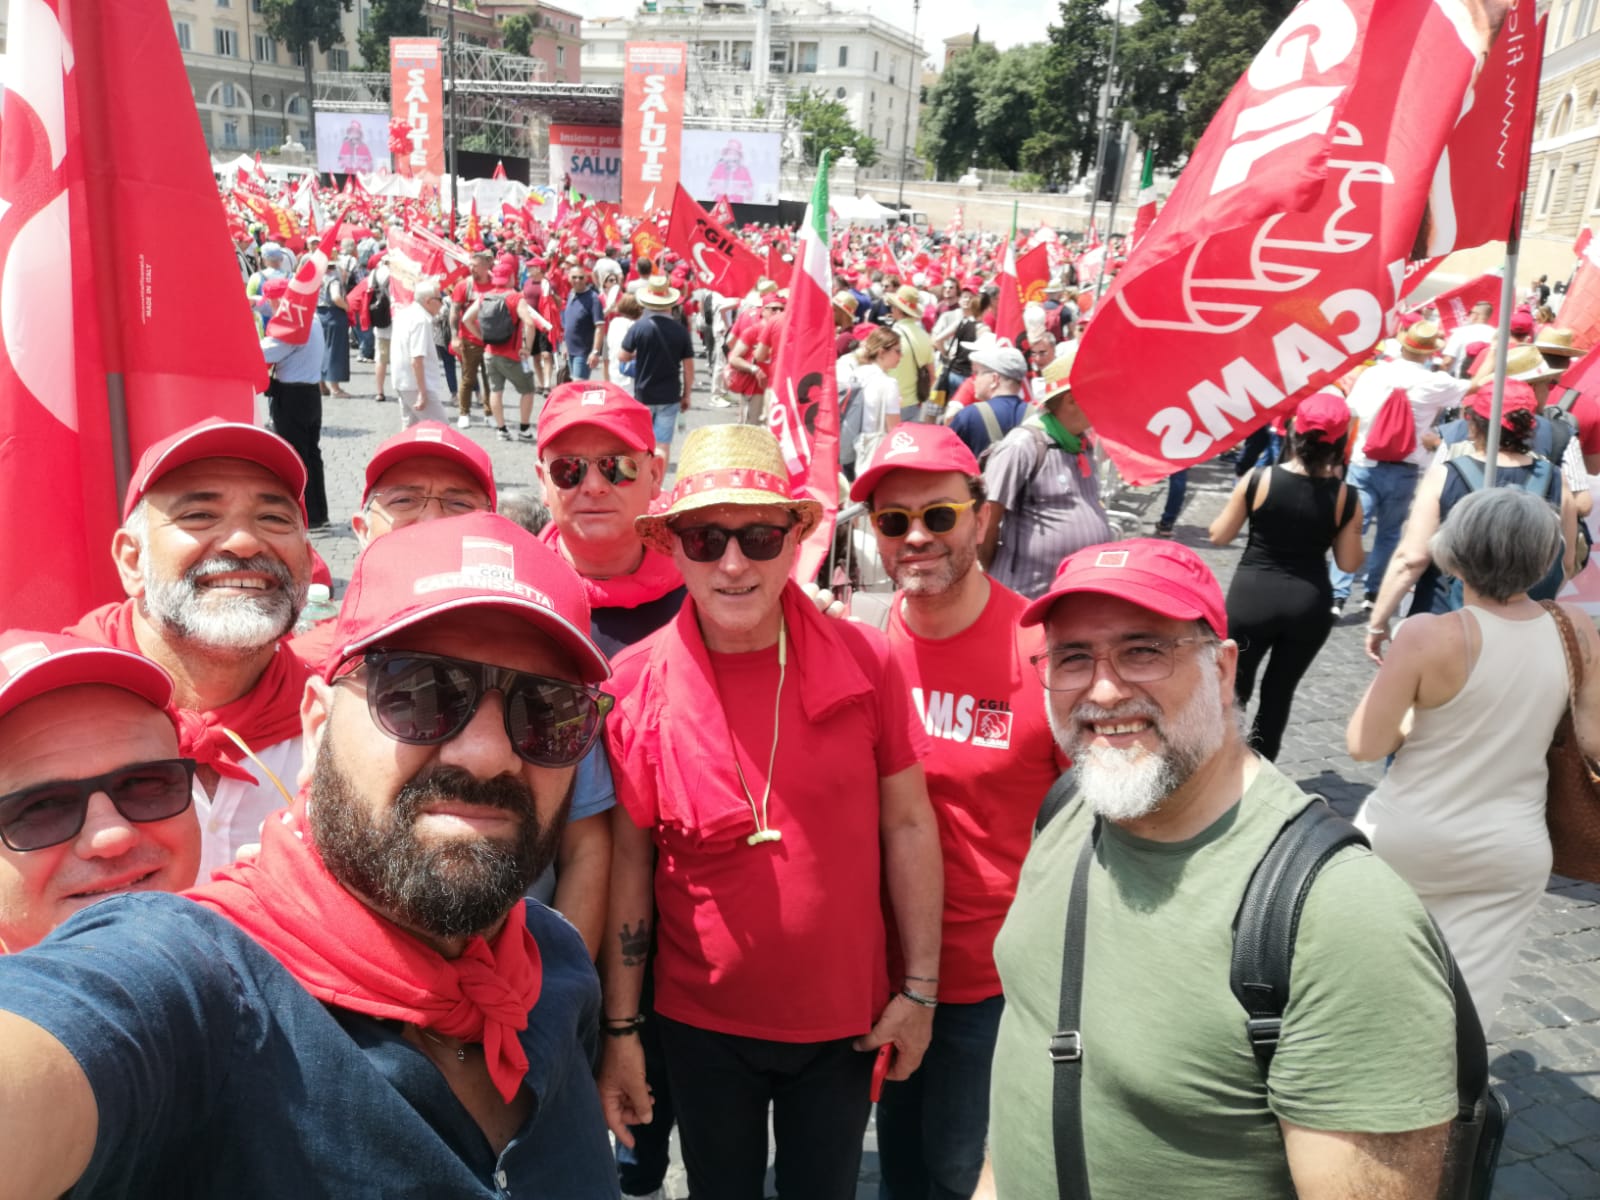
[[620, 313, 694, 408], [951, 392, 1029, 460], [260, 317, 328, 385], [562, 288, 605, 357], [0, 894, 619, 1199]]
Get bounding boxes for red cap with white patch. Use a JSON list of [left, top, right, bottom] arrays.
[[123, 418, 307, 522], [1020, 539, 1228, 638], [535, 381, 657, 456], [0, 631, 176, 725], [848, 424, 981, 504], [362, 421, 497, 507]]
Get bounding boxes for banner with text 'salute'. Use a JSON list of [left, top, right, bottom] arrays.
[[621, 42, 687, 216], [1074, 0, 1513, 485], [391, 38, 445, 181]]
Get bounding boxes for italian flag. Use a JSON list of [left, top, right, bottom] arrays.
[[993, 200, 1023, 345], [1129, 148, 1157, 253], [768, 151, 839, 584]]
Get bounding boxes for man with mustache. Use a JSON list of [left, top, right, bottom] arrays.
[[67, 420, 314, 880], [0, 513, 617, 1194], [979, 540, 1461, 1199]]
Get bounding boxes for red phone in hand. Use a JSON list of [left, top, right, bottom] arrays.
[[870, 1043, 897, 1102]]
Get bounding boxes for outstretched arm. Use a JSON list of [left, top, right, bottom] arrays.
[[0, 1012, 97, 1198]]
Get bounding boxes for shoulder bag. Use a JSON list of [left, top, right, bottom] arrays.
[[1539, 601, 1600, 883]]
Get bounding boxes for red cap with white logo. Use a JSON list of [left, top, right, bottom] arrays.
[[1020, 538, 1229, 638], [123, 418, 308, 522], [535, 381, 656, 457], [326, 512, 609, 682], [848, 424, 981, 503], [362, 421, 497, 507], [0, 631, 176, 724]]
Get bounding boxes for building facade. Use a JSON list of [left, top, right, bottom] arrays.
[[1526, 0, 1600, 251], [477, 1, 584, 84]]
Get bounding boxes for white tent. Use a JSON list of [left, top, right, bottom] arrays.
[[832, 193, 895, 227]]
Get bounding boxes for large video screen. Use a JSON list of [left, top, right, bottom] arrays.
[[680, 130, 781, 207], [314, 112, 393, 175]]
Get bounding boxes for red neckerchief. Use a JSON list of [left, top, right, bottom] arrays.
[[539, 525, 684, 611], [188, 799, 542, 1103], [68, 599, 311, 785]]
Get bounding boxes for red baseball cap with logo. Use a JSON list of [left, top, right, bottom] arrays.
[[362, 421, 497, 507], [326, 512, 609, 682], [849, 424, 981, 503], [1020, 538, 1229, 638], [535, 381, 656, 457], [1291, 389, 1352, 440], [0, 631, 176, 725], [123, 418, 307, 522]]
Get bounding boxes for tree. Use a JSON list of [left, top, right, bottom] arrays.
[[1115, 0, 1187, 170], [357, 0, 428, 71], [1023, 0, 1111, 186], [977, 44, 1049, 173], [501, 13, 534, 57], [789, 90, 879, 169], [1178, 0, 1297, 151], [920, 43, 998, 179], [260, 0, 352, 143]]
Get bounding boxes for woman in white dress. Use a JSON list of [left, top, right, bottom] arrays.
[[1348, 489, 1600, 1026], [604, 292, 642, 395], [850, 327, 905, 469]]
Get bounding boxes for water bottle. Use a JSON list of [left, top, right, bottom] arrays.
[[295, 583, 340, 634]]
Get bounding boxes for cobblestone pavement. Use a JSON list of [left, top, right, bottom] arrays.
[[300, 356, 1599, 1199]]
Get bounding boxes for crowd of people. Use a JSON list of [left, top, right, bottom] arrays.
[[0, 178, 1595, 1200]]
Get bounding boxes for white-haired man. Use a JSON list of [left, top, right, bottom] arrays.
[[390, 278, 453, 429]]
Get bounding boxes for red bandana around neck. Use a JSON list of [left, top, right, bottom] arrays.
[[68, 598, 311, 786], [539, 524, 684, 611], [188, 799, 543, 1103]]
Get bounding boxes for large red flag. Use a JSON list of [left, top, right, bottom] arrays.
[[993, 237, 1023, 344], [267, 216, 344, 344], [665, 183, 765, 297], [1554, 235, 1600, 352], [1430, 272, 1504, 334], [1016, 243, 1052, 307], [766, 156, 838, 584], [0, 0, 264, 631], [234, 190, 299, 241], [1074, 0, 1514, 484]]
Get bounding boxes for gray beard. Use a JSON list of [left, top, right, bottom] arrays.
[[142, 553, 305, 655]]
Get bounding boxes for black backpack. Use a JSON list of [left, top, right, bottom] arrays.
[[367, 275, 392, 329], [478, 293, 516, 345], [1037, 779, 1508, 1200]]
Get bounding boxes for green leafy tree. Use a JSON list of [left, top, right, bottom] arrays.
[[1115, 0, 1186, 169], [260, 0, 352, 139], [1023, 0, 1111, 185], [789, 90, 879, 169], [357, 0, 428, 71], [920, 42, 998, 178], [500, 12, 534, 57], [1178, 0, 1297, 151], [977, 44, 1049, 172]]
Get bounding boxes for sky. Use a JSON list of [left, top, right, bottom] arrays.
[[577, 0, 1064, 63]]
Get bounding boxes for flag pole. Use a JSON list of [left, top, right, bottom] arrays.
[[1482, 207, 1523, 488]]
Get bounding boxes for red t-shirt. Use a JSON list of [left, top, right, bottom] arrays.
[[480, 289, 529, 360], [886, 582, 1063, 1002], [1568, 390, 1600, 459], [451, 279, 485, 349], [609, 615, 927, 1042], [725, 308, 767, 396]]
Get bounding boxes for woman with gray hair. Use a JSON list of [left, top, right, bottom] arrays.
[[1347, 488, 1600, 1025]]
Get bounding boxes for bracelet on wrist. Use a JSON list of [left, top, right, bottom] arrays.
[[900, 986, 939, 1009], [1366, 625, 1389, 636], [602, 1015, 646, 1038], [904, 975, 939, 985]]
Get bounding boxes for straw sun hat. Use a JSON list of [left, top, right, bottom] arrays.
[[635, 424, 822, 556]]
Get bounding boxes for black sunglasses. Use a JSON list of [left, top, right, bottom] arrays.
[[672, 522, 794, 563], [545, 454, 642, 491], [870, 501, 977, 539], [0, 758, 196, 853], [347, 652, 612, 768]]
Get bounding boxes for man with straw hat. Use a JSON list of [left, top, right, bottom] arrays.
[[618, 277, 696, 451], [599, 423, 943, 1200]]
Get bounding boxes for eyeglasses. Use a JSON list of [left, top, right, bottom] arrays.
[[870, 500, 977, 538], [1030, 637, 1208, 691], [369, 488, 490, 519], [0, 758, 196, 853], [345, 651, 612, 768], [544, 454, 642, 491], [672, 522, 794, 563]]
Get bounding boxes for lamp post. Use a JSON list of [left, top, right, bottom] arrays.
[[446, 0, 458, 232], [1085, 0, 1123, 237], [896, 0, 920, 215]]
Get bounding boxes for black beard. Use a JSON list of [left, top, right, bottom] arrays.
[[309, 744, 569, 940]]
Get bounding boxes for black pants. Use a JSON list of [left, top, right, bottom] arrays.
[[267, 379, 328, 526], [1227, 570, 1333, 761], [657, 1014, 874, 1200]]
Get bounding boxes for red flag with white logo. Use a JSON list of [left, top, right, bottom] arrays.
[[0, 0, 265, 630], [1429, 272, 1503, 334], [665, 183, 765, 297], [1073, 0, 1512, 484], [267, 216, 344, 344], [710, 195, 735, 228]]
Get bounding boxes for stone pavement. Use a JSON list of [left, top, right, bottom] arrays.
[[297, 358, 1599, 1199]]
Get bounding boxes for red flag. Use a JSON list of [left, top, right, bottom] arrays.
[[492, 159, 508, 181], [665, 183, 765, 297], [632, 221, 667, 264], [1073, 0, 1510, 484], [993, 238, 1023, 344], [1399, 256, 1443, 300], [254, 150, 268, 181], [1554, 235, 1600, 352], [710, 195, 735, 228], [268, 216, 344, 344], [387, 225, 470, 306], [464, 198, 483, 251], [0, 0, 264, 630], [877, 244, 902, 278], [1430, 272, 1503, 334], [234, 190, 298, 241], [767, 244, 790, 285], [1016, 243, 1052, 307]]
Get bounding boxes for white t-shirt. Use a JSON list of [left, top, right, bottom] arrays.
[[1346, 357, 1469, 467], [195, 736, 303, 881], [606, 315, 636, 394], [390, 300, 448, 398], [852, 360, 901, 465]]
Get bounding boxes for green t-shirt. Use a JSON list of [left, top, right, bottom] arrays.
[[989, 761, 1458, 1198]]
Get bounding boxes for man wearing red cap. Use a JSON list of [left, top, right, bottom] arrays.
[[0, 514, 618, 1194], [67, 419, 314, 882], [979, 540, 1459, 1199], [0, 633, 201, 954], [850, 426, 1061, 1200]]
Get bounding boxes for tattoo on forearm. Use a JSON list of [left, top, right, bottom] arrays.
[[619, 919, 650, 968]]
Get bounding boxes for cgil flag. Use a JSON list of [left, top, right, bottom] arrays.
[[665, 183, 766, 297], [1074, 0, 1529, 484], [1429, 271, 1503, 334], [0, 0, 264, 630], [766, 153, 840, 585]]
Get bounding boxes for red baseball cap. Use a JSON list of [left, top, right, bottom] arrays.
[[1291, 389, 1351, 440], [362, 421, 497, 507], [325, 512, 608, 683], [124, 418, 307, 522], [535, 381, 655, 457], [849, 424, 980, 503], [1467, 378, 1539, 427], [1511, 309, 1536, 337], [1020, 538, 1229, 638], [262, 277, 289, 302], [0, 631, 175, 725]]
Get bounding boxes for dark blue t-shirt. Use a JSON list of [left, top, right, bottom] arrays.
[[562, 288, 606, 357], [621, 314, 695, 409], [0, 893, 618, 1198], [590, 585, 687, 659], [951, 392, 1030, 459]]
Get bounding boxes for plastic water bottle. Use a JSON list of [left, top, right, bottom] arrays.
[[295, 583, 340, 634]]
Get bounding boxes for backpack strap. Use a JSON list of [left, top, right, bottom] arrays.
[[1034, 770, 1077, 836], [975, 400, 1004, 447], [1051, 820, 1098, 1200], [1448, 455, 1486, 492]]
